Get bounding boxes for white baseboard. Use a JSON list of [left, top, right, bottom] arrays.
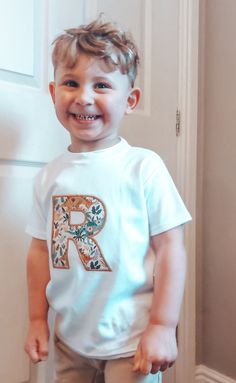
[[195, 365, 236, 383]]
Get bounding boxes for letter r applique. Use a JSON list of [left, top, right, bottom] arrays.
[[51, 195, 111, 271]]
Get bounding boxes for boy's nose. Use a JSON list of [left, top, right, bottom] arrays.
[[75, 88, 94, 106]]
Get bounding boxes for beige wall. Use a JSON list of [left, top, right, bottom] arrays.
[[197, 0, 236, 379]]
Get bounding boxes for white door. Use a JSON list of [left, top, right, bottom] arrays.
[[0, 1, 179, 382]]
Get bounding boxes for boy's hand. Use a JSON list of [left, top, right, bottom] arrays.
[[24, 319, 49, 363], [133, 323, 177, 375]]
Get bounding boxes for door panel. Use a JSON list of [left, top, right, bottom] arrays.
[[84, 0, 179, 179], [0, 1, 179, 382], [0, 166, 36, 382]]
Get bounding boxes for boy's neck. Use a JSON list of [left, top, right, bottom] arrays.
[[68, 136, 121, 153]]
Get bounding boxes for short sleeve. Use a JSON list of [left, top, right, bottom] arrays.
[[144, 158, 191, 236], [25, 173, 47, 240]]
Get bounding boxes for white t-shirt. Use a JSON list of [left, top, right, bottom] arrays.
[[26, 138, 191, 359]]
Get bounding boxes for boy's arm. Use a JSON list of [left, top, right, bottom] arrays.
[[133, 225, 186, 375], [24, 238, 50, 363]]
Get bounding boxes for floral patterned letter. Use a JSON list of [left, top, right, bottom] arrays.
[[51, 195, 111, 271]]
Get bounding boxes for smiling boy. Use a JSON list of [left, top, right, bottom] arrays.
[[24, 18, 191, 383], [49, 53, 140, 152]]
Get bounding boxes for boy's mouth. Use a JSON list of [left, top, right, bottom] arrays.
[[71, 113, 100, 121]]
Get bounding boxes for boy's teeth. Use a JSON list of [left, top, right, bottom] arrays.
[[74, 114, 97, 121]]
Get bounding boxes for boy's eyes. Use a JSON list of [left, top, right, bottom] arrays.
[[64, 80, 78, 87], [62, 80, 112, 89], [94, 82, 111, 90]]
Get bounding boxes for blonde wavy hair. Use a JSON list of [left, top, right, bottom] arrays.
[[52, 17, 139, 87]]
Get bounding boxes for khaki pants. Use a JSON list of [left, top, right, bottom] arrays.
[[54, 336, 162, 383]]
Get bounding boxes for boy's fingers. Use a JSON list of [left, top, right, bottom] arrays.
[[38, 339, 49, 361], [140, 359, 152, 375], [151, 363, 161, 374], [160, 363, 169, 372], [133, 352, 152, 375], [31, 350, 40, 363], [25, 338, 48, 363], [133, 346, 141, 371], [27, 343, 40, 363], [39, 347, 49, 361]]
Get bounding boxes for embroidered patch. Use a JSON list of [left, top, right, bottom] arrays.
[[51, 195, 111, 271]]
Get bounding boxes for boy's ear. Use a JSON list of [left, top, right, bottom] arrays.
[[126, 87, 141, 114], [49, 82, 56, 104]]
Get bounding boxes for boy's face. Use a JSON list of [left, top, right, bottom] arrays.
[[49, 54, 140, 152]]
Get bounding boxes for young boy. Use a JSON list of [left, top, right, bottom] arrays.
[[24, 18, 191, 383]]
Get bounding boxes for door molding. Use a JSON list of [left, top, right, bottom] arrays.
[[176, 0, 199, 382], [195, 365, 236, 383]]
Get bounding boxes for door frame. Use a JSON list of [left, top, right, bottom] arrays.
[[176, 0, 199, 382]]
